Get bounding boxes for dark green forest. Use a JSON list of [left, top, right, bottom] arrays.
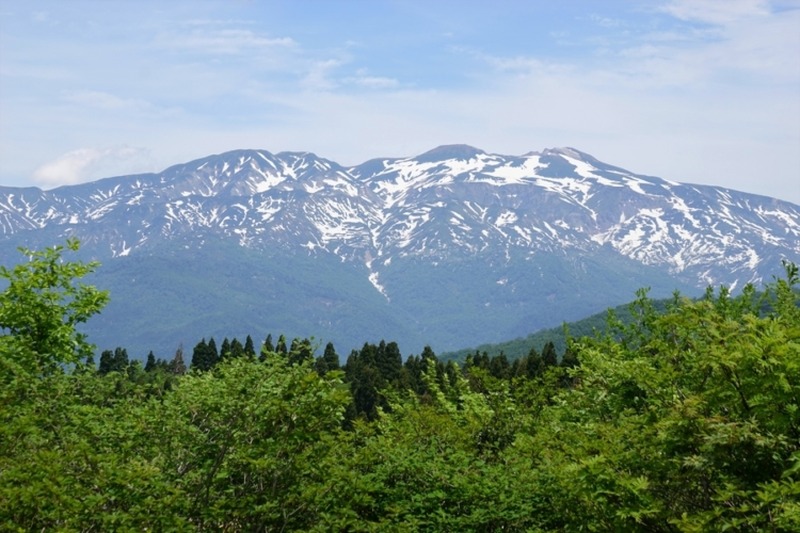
[[2, 239, 799, 531]]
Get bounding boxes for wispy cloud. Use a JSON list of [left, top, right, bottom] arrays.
[[660, 0, 770, 24], [158, 27, 295, 55], [32, 146, 152, 188], [344, 69, 400, 89]]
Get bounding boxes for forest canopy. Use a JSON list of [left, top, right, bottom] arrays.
[[1, 241, 798, 531]]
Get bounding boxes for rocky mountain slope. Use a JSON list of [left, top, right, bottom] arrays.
[[2, 145, 798, 356]]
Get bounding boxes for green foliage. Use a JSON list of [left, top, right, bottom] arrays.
[[2, 241, 797, 531], [0, 238, 109, 379], [524, 270, 800, 530]]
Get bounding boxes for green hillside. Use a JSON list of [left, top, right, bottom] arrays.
[[440, 293, 674, 364]]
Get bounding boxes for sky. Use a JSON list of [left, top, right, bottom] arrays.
[[1, 0, 799, 203]]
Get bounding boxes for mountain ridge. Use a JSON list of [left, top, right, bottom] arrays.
[[2, 146, 798, 356]]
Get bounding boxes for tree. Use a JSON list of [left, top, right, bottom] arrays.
[[145, 351, 157, 372], [315, 341, 340, 375], [219, 338, 231, 361], [275, 334, 288, 356], [230, 338, 245, 359], [541, 341, 558, 368], [244, 335, 256, 358], [170, 345, 187, 375], [155, 356, 349, 530], [98, 349, 115, 375], [524, 268, 800, 531], [0, 238, 109, 379], [524, 346, 544, 378], [191, 338, 210, 371], [207, 337, 218, 364], [376, 340, 403, 384], [260, 334, 275, 361]]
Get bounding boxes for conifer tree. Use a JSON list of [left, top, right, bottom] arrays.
[[170, 345, 187, 375], [316, 341, 340, 374], [208, 337, 218, 363], [230, 338, 245, 359], [244, 335, 256, 358], [376, 340, 403, 384], [489, 353, 510, 379], [113, 347, 129, 371], [525, 346, 545, 378], [541, 341, 558, 368], [220, 338, 232, 361], [191, 338, 210, 371], [276, 334, 288, 356], [144, 351, 157, 372], [98, 349, 114, 375]]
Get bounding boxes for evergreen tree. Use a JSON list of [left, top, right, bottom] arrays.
[[489, 353, 510, 379], [230, 338, 245, 359], [345, 349, 382, 421], [220, 338, 231, 361], [525, 346, 545, 378], [542, 341, 558, 368], [208, 338, 219, 365], [315, 341, 340, 375], [170, 345, 187, 375], [560, 345, 578, 369], [376, 340, 403, 385], [113, 347, 129, 371], [244, 335, 256, 358], [144, 351, 157, 372], [276, 335, 288, 356], [98, 349, 114, 375], [261, 333, 275, 353], [191, 338, 210, 371]]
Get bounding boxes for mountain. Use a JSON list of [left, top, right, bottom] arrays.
[[2, 145, 798, 358]]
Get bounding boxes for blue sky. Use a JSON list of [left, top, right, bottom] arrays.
[[1, 0, 799, 203]]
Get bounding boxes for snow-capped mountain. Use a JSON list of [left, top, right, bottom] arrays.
[[2, 146, 798, 356]]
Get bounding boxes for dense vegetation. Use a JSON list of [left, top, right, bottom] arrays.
[[1, 240, 798, 531]]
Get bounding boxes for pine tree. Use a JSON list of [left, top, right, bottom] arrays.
[[244, 335, 256, 358], [170, 345, 187, 375], [208, 337, 219, 364], [489, 353, 510, 379], [110, 347, 129, 373], [230, 338, 245, 359], [542, 341, 558, 368], [315, 341, 340, 375], [98, 349, 114, 375], [259, 334, 273, 362], [144, 351, 156, 372], [276, 335, 288, 356], [220, 338, 232, 361], [376, 340, 403, 384], [561, 345, 578, 368], [525, 346, 545, 378], [191, 338, 210, 371]]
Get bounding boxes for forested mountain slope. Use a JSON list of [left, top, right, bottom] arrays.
[[2, 146, 798, 355]]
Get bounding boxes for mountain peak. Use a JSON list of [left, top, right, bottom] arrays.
[[415, 144, 485, 163]]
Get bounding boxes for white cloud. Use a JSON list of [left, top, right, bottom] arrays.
[[32, 146, 152, 189], [344, 69, 400, 89], [302, 58, 346, 91], [660, 0, 770, 25], [157, 26, 295, 55]]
